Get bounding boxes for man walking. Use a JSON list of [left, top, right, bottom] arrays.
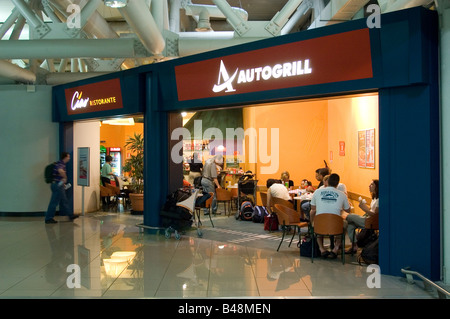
[[45, 152, 79, 224]]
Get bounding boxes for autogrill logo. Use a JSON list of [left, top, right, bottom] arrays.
[[212, 59, 312, 93]]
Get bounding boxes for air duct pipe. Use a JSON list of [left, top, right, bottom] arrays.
[[0, 8, 20, 39], [45, 72, 110, 85], [281, 0, 312, 35], [265, 0, 303, 36], [119, 0, 165, 56], [0, 60, 36, 83], [212, 0, 251, 36], [49, 0, 119, 38], [0, 38, 138, 59]]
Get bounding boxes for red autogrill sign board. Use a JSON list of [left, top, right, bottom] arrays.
[[64, 78, 124, 115], [175, 29, 373, 101]]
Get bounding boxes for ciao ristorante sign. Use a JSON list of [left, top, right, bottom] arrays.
[[175, 29, 373, 101], [64, 78, 124, 115]]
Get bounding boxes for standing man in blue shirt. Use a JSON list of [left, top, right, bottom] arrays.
[[45, 152, 79, 224]]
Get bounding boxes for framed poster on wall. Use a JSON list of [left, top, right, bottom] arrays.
[[358, 129, 375, 169], [77, 147, 90, 186]]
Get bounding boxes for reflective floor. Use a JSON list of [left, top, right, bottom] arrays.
[[0, 209, 445, 299]]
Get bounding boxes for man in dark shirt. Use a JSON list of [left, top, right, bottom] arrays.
[[45, 152, 79, 224]]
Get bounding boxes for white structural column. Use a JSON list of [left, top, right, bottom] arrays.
[[438, 0, 450, 285]]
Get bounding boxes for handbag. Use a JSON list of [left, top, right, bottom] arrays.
[[299, 235, 321, 257], [356, 228, 378, 248], [264, 214, 278, 231]]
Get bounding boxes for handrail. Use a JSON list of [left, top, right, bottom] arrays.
[[401, 268, 449, 299]]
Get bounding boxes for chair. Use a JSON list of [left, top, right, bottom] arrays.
[[238, 179, 258, 206], [351, 213, 379, 255], [274, 204, 309, 252], [195, 192, 215, 228], [114, 176, 131, 210], [216, 188, 232, 217], [259, 192, 268, 207], [100, 183, 120, 211], [311, 213, 346, 264], [265, 196, 294, 232], [230, 187, 239, 212]]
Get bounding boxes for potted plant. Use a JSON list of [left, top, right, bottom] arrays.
[[123, 132, 144, 214]]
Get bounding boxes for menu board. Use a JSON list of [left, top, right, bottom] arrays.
[[358, 129, 375, 169]]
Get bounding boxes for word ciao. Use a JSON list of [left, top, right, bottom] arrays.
[[71, 91, 117, 111]]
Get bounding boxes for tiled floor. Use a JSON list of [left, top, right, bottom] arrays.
[[0, 208, 446, 299]]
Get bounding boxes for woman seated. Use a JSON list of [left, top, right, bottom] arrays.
[[343, 179, 379, 254], [280, 171, 294, 190]]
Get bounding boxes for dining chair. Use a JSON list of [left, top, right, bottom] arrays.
[[230, 187, 239, 212], [266, 196, 294, 232], [311, 213, 346, 264], [351, 213, 379, 256], [274, 204, 309, 252], [216, 188, 232, 217], [259, 191, 268, 207]]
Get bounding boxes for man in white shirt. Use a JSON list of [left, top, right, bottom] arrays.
[[266, 179, 292, 214], [310, 173, 350, 258]]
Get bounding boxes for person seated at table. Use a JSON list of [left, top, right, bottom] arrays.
[[300, 179, 315, 193], [280, 171, 294, 190], [320, 175, 348, 195], [315, 163, 331, 188], [310, 173, 351, 259], [266, 179, 293, 214], [342, 179, 379, 254]]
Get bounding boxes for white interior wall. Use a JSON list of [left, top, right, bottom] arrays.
[[73, 120, 101, 214], [0, 85, 58, 214]]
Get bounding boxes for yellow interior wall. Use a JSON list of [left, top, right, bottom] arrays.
[[242, 93, 379, 196], [244, 99, 329, 186], [327, 94, 379, 197], [100, 122, 144, 169]]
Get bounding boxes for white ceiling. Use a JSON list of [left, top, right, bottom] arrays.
[[0, 0, 436, 85]]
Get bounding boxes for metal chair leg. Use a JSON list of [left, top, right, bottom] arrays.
[[277, 225, 286, 252]]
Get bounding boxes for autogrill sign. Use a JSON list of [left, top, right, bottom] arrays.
[[212, 59, 312, 93], [175, 29, 373, 101]]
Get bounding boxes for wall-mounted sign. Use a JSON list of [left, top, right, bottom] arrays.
[[175, 29, 373, 101], [77, 147, 90, 187], [358, 129, 375, 169], [64, 78, 123, 115], [339, 141, 345, 156]]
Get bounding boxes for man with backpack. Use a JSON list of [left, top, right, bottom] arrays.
[[45, 152, 79, 224]]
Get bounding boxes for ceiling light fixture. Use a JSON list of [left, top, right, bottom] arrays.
[[102, 118, 135, 126], [104, 0, 128, 8]]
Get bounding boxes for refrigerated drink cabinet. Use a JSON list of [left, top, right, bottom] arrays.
[[109, 147, 121, 176]]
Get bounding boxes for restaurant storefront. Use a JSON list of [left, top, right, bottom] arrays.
[[53, 7, 440, 280]]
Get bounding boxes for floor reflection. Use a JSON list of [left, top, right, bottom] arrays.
[[0, 214, 441, 298]]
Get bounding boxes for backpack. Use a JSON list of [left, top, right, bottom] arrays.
[[236, 201, 254, 221], [299, 235, 321, 257], [356, 229, 378, 248], [44, 162, 56, 183], [252, 205, 268, 223], [358, 238, 379, 265]]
